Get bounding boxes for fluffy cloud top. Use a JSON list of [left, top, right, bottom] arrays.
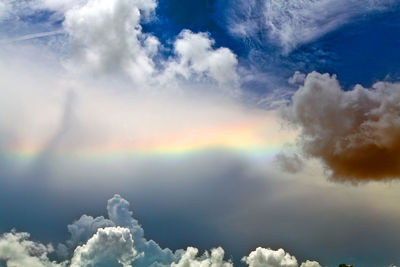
[[58, 0, 239, 92], [106, 195, 175, 266], [59, 214, 114, 255], [63, 0, 158, 84], [60, 195, 175, 266], [70, 227, 136, 267], [166, 30, 239, 90], [0, 195, 321, 267], [242, 247, 298, 267], [299, 261, 322, 267], [284, 71, 400, 181], [171, 247, 233, 267], [0, 231, 61, 267]]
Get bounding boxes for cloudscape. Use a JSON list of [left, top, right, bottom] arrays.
[[1, 0, 400, 266]]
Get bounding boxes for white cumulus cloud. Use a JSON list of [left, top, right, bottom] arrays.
[[242, 247, 298, 267], [70, 227, 137, 267], [0, 231, 61, 267], [59, 0, 239, 93], [299, 261, 321, 267], [0, 196, 322, 267], [171, 247, 233, 267], [164, 30, 239, 91], [63, 0, 158, 85]]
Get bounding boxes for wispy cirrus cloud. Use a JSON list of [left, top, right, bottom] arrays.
[[227, 0, 396, 53]]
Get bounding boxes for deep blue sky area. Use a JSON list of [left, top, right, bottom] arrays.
[[288, 10, 400, 88], [143, 0, 247, 59]]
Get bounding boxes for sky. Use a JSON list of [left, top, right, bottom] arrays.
[[1, 0, 400, 267]]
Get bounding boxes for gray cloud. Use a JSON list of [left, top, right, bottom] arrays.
[[275, 152, 304, 174], [288, 72, 306, 86], [284, 71, 400, 181]]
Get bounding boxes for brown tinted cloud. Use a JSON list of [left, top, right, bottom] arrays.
[[284, 71, 400, 181]]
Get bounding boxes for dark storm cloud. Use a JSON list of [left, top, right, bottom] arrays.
[[284, 71, 400, 181]]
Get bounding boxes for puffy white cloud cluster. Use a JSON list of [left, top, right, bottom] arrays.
[[171, 247, 233, 267], [66, 215, 114, 248], [0, 0, 239, 93], [284, 71, 400, 181], [55, 0, 238, 92], [105, 195, 175, 266], [0, 195, 321, 267], [242, 247, 298, 267], [299, 261, 322, 267], [164, 30, 239, 90], [243, 248, 321, 267], [63, 0, 159, 85], [0, 231, 62, 267], [0, 195, 176, 267], [57, 195, 174, 266], [70, 227, 137, 267]]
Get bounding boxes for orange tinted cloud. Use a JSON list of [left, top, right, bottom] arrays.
[[284, 72, 400, 181]]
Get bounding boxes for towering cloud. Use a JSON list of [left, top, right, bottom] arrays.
[[0, 195, 321, 267], [284, 71, 400, 181], [106, 195, 175, 266]]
